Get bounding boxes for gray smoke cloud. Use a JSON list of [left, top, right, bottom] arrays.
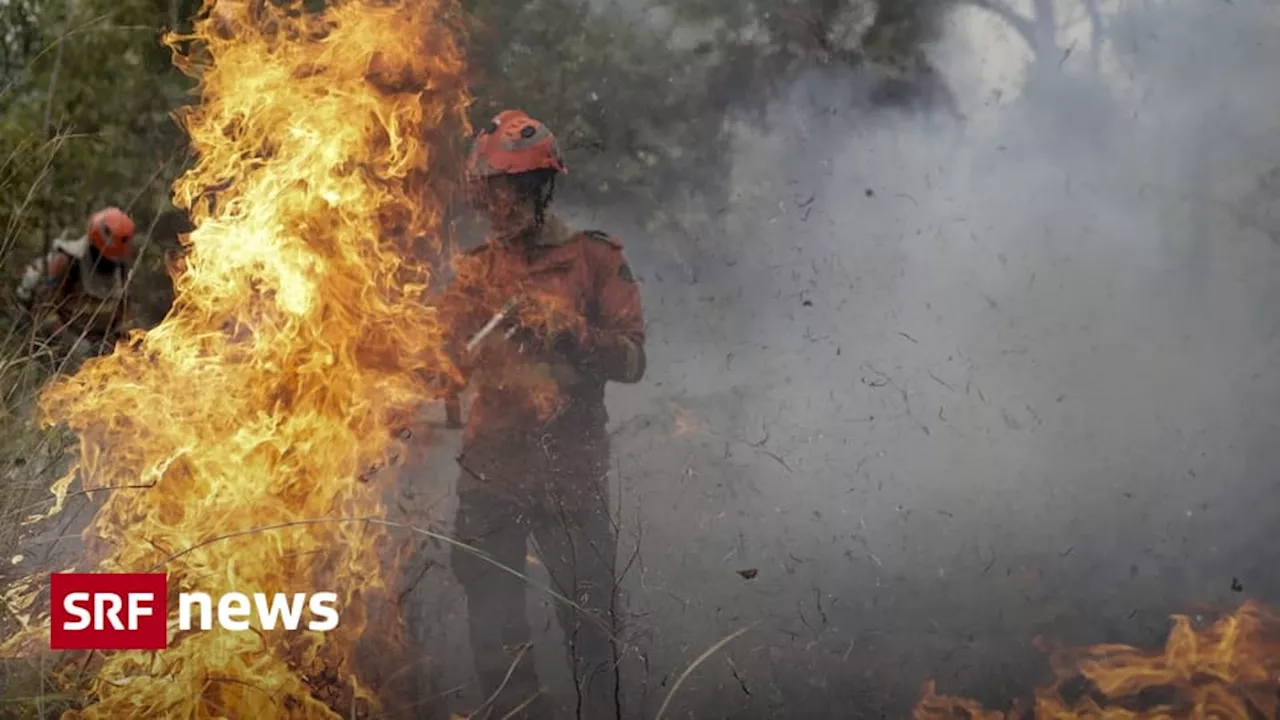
[[555, 0, 1280, 715], [414, 1, 1280, 716]]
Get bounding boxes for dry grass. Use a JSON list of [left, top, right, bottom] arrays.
[[0, 139, 91, 717], [0, 317, 83, 719]]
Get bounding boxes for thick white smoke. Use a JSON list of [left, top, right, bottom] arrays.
[[588, 0, 1280, 714]]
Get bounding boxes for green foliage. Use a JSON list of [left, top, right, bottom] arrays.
[[461, 0, 732, 219], [1, 0, 962, 289], [0, 0, 962, 292], [1, 0, 194, 326], [654, 0, 955, 109], [458, 0, 957, 239], [0, 1, 193, 653], [1, 0, 192, 230]]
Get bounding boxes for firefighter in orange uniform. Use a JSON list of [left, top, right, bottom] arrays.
[[437, 110, 645, 719], [14, 206, 138, 360]]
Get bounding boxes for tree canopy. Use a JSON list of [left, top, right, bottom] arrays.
[[0, 0, 961, 322]]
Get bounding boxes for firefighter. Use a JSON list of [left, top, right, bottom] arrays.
[[14, 207, 137, 362], [437, 109, 645, 719]]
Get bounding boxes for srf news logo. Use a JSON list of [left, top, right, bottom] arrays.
[[50, 573, 339, 650]]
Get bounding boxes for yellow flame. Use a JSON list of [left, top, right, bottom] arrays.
[[669, 403, 700, 437], [914, 600, 1280, 719], [2, 0, 470, 716]]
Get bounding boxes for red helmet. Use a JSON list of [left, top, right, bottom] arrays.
[[465, 110, 567, 180], [87, 207, 135, 261]]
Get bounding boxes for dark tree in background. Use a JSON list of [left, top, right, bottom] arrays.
[[0, 0, 966, 321], [460, 0, 962, 211]]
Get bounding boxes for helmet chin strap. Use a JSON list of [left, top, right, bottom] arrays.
[[531, 174, 555, 229], [492, 174, 555, 247]]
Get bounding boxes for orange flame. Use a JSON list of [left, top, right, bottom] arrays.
[[1, 0, 470, 716], [914, 600, 1280, 719], [669, 402, 700, 437]]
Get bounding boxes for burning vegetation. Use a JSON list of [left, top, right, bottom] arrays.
[[914, 600, 1280, 719], [0, 0, 1276, 718], [1, 0, 469, 716]]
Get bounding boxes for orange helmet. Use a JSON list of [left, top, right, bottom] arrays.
[[87, 207, 135, 261], [465, 110, 567, 180]]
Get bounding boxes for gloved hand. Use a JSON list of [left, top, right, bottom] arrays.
[[502, 297, 584, 352], [548, 329, 581, 361], [510, 323, 578, 369], [506, 326, 587, 376]]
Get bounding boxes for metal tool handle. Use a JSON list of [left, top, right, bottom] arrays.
[[464, 295, 522, 355]]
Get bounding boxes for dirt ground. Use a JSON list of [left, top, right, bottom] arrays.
[[6, 366, 1278, 720], [388, 386, 1280, 720]]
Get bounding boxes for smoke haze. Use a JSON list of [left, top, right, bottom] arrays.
[[408, 0, 1280, 715]]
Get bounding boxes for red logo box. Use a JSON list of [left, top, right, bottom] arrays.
[[50, 573, 169, 650]]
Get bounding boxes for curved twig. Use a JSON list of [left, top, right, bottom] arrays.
[[652, 624, 755, 720]]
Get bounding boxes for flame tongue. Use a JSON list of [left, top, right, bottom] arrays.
[[915, 600, 1280, 718], [5, 0, 469, 716]]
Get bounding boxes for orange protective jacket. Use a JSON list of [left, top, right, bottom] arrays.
[[435, 214, 646, 506]]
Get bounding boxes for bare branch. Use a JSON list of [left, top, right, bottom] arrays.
[[961, 0, 1038, 50], [1079, 0, 1107, 66]]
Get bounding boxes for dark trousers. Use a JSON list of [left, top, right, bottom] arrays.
[[452, 486, 620, 719]]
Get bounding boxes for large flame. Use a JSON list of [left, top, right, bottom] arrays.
[[915, 600, 1280, 719], [2, 0, 470, 716]]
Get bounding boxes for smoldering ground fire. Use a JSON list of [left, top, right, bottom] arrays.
[[914, 601, 1280, 717]]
